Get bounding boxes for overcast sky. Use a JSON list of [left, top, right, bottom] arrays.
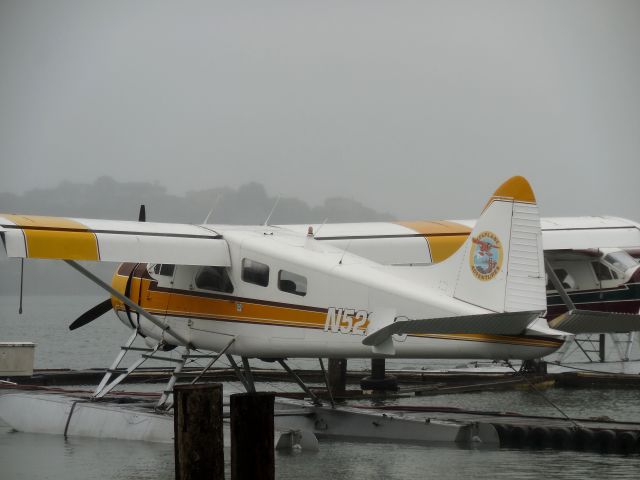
[[1, 1, 639, 221]]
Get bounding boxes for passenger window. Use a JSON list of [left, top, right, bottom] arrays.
[[278, 270, 307, 296], [592, 262, 614, 281], [195, 266, 234, 293], [154, 264, 175, 276], [242, 258, 269, 287]]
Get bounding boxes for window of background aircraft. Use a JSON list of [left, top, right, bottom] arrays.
[[592, 262, 616, 281], [153, 264, 175, 277], [278, 270, 307, 296], [241, 258, 269, 287], [195, 266, 234, 293], [546, 268, 575, 290]]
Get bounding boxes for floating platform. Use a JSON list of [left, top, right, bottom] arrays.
[[364, 404, 640, 454], [2, 383, 640, 455], [3, 365, 640, 455], [0, 391, 497, 448]]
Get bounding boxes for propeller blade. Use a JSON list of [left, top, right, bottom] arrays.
[[69, 299, 113, 331], [138, 204, 146, 222]]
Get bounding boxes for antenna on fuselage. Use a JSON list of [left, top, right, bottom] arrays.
[[338, 239, 353, 265], [263, 194, 281, 226], [203, 193, 223, 224], [314, 218, 329, 237]]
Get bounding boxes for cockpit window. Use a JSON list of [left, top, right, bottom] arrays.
[[241, 258, 270, 287], [604, 251, 638, 273], [195, 266, 234, 293], [278, 270, 307, 296], [153, 264, 175, 276]]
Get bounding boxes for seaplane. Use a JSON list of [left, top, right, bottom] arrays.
[[1, 176, 639, 406], [0, 176, 640, 394]]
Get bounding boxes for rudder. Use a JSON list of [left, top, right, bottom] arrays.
[[422, 176, 546, 313]]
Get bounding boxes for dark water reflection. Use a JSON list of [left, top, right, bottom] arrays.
[[0, 426, 174, 480], [278, 444, 640, 480], [3, 424, 640, 480]]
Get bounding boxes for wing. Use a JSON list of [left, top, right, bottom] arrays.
[[452, 217, 640, 250], [540, 216, 640, 250], [0, 214, 230, 266]]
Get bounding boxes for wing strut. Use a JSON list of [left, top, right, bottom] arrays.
[[544, 258, 576, 311], [64, 260, 191, 348]]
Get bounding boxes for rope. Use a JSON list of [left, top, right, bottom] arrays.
[[507, 361, 581, 429], [548, 361, 640, 374], [64, 400, 86, 439]]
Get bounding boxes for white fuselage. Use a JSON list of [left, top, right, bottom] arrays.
[[113, 226, 564, 360]]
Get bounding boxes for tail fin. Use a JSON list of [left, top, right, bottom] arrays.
[[421, 176, 546, 313]]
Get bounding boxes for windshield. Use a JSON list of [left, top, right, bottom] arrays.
[[604, 251, 638, 273]]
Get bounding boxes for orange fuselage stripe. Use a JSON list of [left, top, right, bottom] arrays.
[[110, 271, 562, 348]]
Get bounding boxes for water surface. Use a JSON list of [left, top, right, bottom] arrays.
[[2, 295, 640, 479]]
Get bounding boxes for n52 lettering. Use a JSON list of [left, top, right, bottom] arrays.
[[323, 307, 369, 335]]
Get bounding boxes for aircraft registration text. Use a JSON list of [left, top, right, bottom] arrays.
[[324, 307, 369, 335]]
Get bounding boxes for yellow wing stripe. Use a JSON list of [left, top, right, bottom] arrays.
[[426, 235, 468, 263], [395, 220, 472, 262], [3, 214, 99, 260], [395, 220, 472, 236]]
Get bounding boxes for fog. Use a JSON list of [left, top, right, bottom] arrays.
[[1, 1, 639, 222]]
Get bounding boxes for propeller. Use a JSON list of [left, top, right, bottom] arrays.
[[69, 299, 113, 331], [69, 206, 147, 331]]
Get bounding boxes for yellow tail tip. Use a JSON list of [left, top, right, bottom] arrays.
[[491, 176, 536, 203]]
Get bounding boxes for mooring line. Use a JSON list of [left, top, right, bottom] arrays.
[[507, 362, 582, 429], [548, 361, 637, 375], [64, 400, 88, 439]]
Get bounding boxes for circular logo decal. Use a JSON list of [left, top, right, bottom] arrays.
[[469, 231, 503, 281]]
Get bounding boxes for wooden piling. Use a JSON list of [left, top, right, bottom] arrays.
[[174, 383, 224, 480], [360, 358, 398, 390], [230, 392, 275, 480], [328, 358, 347, 394], [371, 358, 386, 380]]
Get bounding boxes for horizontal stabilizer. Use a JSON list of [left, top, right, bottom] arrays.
[[362, 311, 544, 347], [549, 310, 640, 334]]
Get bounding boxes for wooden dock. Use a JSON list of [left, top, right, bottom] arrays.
[[10, 366, 640, 389]]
